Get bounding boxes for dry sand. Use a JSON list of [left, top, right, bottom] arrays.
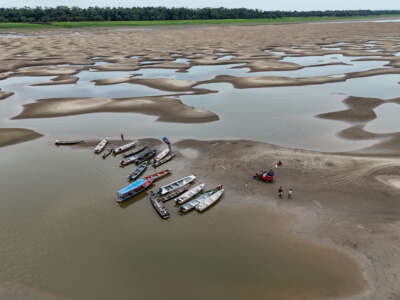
[[0, 128, 42, 147], [11, 96, 219, 123]]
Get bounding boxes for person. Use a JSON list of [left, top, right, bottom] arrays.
[[278, 186, 284, 199], [216, 184, 223, 190], [162, 136, 171, 150], [287, 188, 293, 199], [121, 133, 124, 142], [277, 160, 283, 167]]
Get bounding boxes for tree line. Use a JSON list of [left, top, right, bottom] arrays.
[[0, 7, 399, 23]]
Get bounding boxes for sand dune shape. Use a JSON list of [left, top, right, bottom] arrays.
[[12, 96, 219, 123]]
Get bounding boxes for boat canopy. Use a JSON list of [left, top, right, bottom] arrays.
[[118, 179, 147, 196]]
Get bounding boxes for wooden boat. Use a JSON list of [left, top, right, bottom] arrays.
[[175, 183, 205, 205], [123, 146, 146, 158], [159, 186, 188, 202], [179, 189, 215, 213], [144, 169, 170, 182], [135, 148, 156, 164], [149, 191, 170, 219], [152, 148, 170, 163], [128, 161, 147, 181], [196, 189, 224, 212], [120, 155, 137, 167], [152, 153, 175, 168], [158, 175, 196, 195], [113, 141, 137, 155], [102, 148, 113, 159], [55, 139, 83, 145], [116, 178, 153, 203]]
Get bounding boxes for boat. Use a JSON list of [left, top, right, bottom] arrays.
[[144, 169, 170, 182], [113, 141, 137, 155], [55, 139, 83, 145], [135, 148, 156, 164], [175, 183, 205, 205], [123, 146, 146, 158], [94, 138, 108, 153], [102, 148, 113, 159], [149, 191, 170, 219], [196, 189, 224, 212], [116, 178, 153, 203], [158, 186, 188, 202], [158, 175, 196, 195], [120, 155, 138, 167], [128, 161, 147, 181], [179, 189, 215, 213], [152, 148, 170, 163], [152, 153, 175, 168]]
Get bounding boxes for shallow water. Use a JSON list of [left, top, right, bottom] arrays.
[[365, 103, 400, 133], [0, 138, 365, 300]]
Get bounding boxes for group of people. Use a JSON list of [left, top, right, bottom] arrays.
[[278, 186, 294, 199]]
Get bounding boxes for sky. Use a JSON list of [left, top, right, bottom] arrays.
[[0, 0, 399, 10]]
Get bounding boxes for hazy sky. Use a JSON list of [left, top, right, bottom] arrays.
[[1, 0, 400, 10]]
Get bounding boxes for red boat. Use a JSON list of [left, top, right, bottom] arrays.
[[144, 169, 170, 182]]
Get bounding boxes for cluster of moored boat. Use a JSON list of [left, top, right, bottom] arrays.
[[55, 137, 224, 220]]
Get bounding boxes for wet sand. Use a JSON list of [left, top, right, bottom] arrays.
[[0, 89, 13, 100], [0, 128, 42, 147], [12, 96, 219, 123]]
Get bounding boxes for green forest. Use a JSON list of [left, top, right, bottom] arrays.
[[0, 7, 399, 23]]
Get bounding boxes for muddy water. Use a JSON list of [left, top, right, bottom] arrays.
[[0, 138, 365, 300]]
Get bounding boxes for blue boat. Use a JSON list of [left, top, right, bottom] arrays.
[[116, 178, 153, 203]]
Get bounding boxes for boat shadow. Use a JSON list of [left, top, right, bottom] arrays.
[[117, 191, 149, 209]]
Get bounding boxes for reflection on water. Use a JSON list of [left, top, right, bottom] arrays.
[[365, 103, 400, 133], [0, 138, 365, 300]]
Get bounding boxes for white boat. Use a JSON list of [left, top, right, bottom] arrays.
[[94, 138, 108, 153], [158, 175, 196, 195], [179, 198, 200, 213], [196, 189, 224, 212], [175, 183, 205, 205], [113, 141, 137, 155], [153, 148, 170, 162]]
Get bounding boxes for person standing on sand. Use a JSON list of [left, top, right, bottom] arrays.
[[278, 186, 284, 199], [288, 188, 293, 199], [121, 133, 124, 142], [163, 136, 171, 150]]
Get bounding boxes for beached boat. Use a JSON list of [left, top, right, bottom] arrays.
[[158, 175, 196, 195], [144, 169, 170, 182], [128, 161, 147, 181], [116, 178, 153, 203], [196, 189, 224, 212], [55, 139, 83, 145], [175, 183, 205, 205], [102, 148, 113, 159], [123, 146, 146, 158], [94, 138, 108, 153], [152, 148, 170, 163], [152, 153, 175, 168], [179, 189, 216, 213], [113, 141, 137, 155], [149, 191, 170, 219], [135, 148, 156, 164], [159, 186, 188, 202]]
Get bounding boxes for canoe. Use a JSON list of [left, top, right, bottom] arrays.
[[159, 186, 188, 202], [128, 161, 147, 181], [196, 189, 224, 212], [94, 138, 108, 154], [102, 148, 113, 159], [135, 149, 156, 164], [152, 153, 175, 168], [113, 141, 137, 155], [152, 148, 170, 163], [158, 175, 196, 195], [116, 178, 153, 203], [149, 191, 170, 219], [175, 183, 205, 205], [123, 146, 146, 158], [144, 169, 170, 182], [55, 139, 83, 145], [179, 189, 215, 213]]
